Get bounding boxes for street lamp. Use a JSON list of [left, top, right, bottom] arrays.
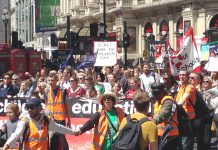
[[2, 7, 10, 44]]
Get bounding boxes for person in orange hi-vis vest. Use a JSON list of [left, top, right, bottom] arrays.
[[151, 83, 179, 150], [176, 70, 197, 150], [74, 91, 126, 150], [2, 98, 75, 150], [46, 72, 71, 150]]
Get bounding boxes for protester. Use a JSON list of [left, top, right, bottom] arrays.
[[46, 73, 71, 150], [77, 72, 86, 87], [35, 81, 47, 99], [67, 76, 86, 98], [205, 85, 218, 150], [125, 77, 141, 99], [176, 70, 197, 150], [15, 80, 31, 98], [139, 62, 159, 95], [0, 73, 19, 97], [189, 72, 212, 150], [151, 83, 179, 150], [118, 90, 158, 150], [113, 64, 129, 94], [85, 86, 98, 99], [11, 74, 21, 90], [85, 75, 105, 95], [211, 71, 218, 87], [0, 103, 21, 149], [162, 73, 179, 98], [112, 82, 123, 99], [200, 76, 214, 150], [59, 67, 72, 89], [2, 98, 75, 150], [74, 91, 126, 150]]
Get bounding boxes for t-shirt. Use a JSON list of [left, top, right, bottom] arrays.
[[95, 84, 105, 94], [125, 89, 135, 99], [102, 110, 119, 150], [67, 87, 86, 98], [118, 112, 157, 150]]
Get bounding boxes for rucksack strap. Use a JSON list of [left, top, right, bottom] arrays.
[[105, 113, 117, 133], [126, 115, 148, 125]]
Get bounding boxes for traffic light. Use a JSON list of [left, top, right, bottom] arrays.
[[12, 31, 18, 48], [123, 33, 130, 47], [90, 23, 98, 37], [70, 32, 79, 49]]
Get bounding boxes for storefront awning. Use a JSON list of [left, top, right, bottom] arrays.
[[78, 27, 90, 37], [59, 28, 67, 39], [72, 27, 81, 33]]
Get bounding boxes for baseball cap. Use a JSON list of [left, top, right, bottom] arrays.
[[26, 98, 41, 106]]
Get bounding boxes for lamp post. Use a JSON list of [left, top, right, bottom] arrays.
[[2, 7, 9, 44], [103, 0, 106, 39]]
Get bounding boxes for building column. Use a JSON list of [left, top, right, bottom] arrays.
[[138, 24, 142, 57], [182, 4, 198, 35], [168, 15, 174, 48], [197, 8, 206, 36]]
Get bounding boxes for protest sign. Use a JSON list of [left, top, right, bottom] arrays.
[[94, 41, 117, 66]]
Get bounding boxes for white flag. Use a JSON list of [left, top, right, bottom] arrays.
[[169, 27, 202, 76]]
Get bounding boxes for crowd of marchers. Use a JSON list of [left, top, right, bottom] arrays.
[[0, 62, 218, 150]]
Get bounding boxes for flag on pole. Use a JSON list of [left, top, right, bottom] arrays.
[[60, 50, 73, 71], [76, 53, 97, 70], [169, 27, 202, 76]]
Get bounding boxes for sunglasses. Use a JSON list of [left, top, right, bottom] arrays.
[[12, 78, 18, 81], [78, 78, 83, 80], [203, 81, 210, 83], [70, 80, 76, 82]]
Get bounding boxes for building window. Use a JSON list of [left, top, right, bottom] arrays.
[[159, 20, 169, 41], [144, 22, 155, 41]]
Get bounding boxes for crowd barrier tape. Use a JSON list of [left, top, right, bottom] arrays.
[[0, 97, 135, 150]]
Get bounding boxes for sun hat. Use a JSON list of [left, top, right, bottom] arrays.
[[97, 91, 119, 104]]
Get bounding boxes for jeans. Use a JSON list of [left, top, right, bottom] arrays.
[[49, 120, 69, 150], [178, 136, 193, 150]]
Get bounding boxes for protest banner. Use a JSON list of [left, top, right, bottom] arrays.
[[0, 97, 135, 150], [169, 27, 202, 76], [94, 41, 117, 66]]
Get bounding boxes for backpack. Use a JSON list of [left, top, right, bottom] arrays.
[[188, 90, 211, 119], [174, 103, 192, 136], [111, 115, 148, 150], [160, 101, 191, 147]]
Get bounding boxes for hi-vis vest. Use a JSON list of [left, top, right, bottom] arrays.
[[91, 107, 126, 150], [47, 87, 66, 121], [22, 116, 50, 150], [176, 84, 196, 120], [154, 96, 179, 137]]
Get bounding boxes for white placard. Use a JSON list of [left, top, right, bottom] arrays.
[[94, 41, 117, 66]]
